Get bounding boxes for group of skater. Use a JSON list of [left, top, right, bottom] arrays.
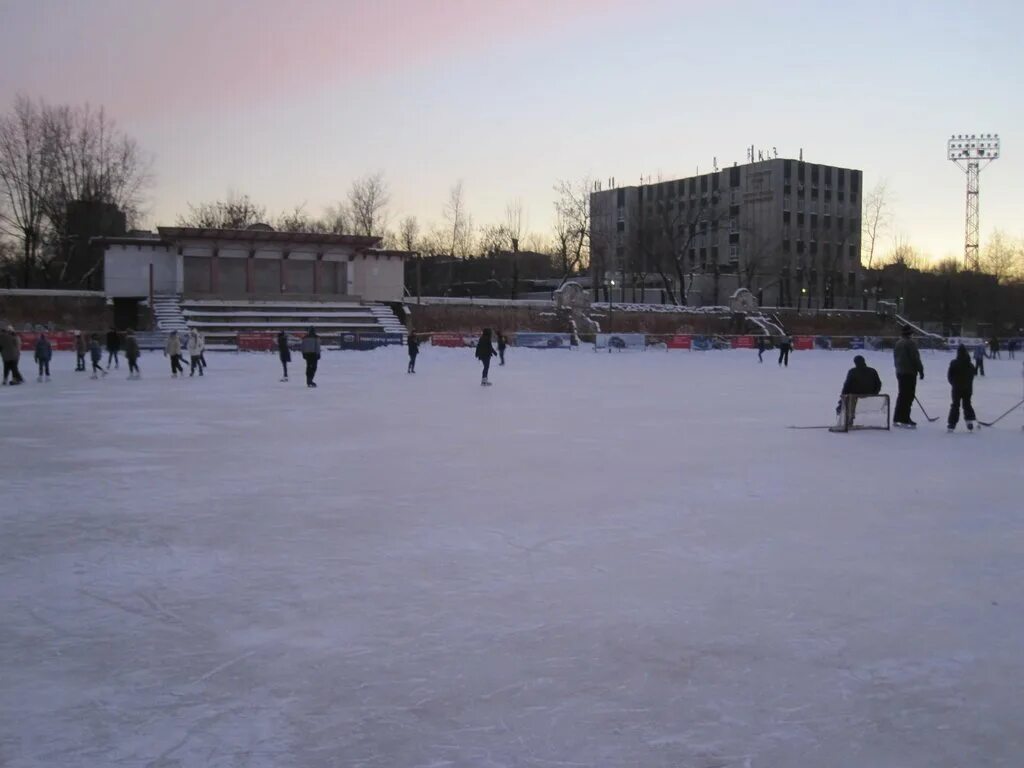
[[835, 324, 992, 432], [163, 329, 208, 378], [2, 326, 143, 384], [275, 328, 322, 387]]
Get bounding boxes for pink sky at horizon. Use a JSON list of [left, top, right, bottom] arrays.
[[1, 0, 1022, 262]]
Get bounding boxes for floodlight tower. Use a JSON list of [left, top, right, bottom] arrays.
[[947, 133, 1000, 270]]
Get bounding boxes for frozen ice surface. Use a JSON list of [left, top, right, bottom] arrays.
[[2, 348, 1023, 767]]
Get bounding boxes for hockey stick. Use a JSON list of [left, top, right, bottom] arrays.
[[786, 425, 833, 429], [914, 397, 940, 422], [978, 398, 1024, 427]]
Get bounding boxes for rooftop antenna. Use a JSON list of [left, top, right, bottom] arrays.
[[948, 133, 1001, 270], [713, 156, 719, 172], [799, 148, 803, 161]]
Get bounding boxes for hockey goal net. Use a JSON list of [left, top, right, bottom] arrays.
[[830, 394, 890, 432]]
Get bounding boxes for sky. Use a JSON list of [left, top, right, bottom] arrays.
[[1, 0, 1022, 260]]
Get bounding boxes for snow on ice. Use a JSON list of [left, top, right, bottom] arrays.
[[1, 347, 1022, 767]]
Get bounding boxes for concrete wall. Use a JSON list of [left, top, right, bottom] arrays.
[[352, 254, 404, 301], [104, 244, 180, 297]]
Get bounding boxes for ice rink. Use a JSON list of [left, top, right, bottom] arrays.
[[2, 345, 1023, 767]]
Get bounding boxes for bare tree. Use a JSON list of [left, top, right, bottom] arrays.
[[884, 234, 924, 270], [0, 96, 46, 286], [477, 224, 509, 255], [178, 192, 267, 229], [398, 215, 420, 252], [981, 229, 1022, 283], [347, 171, 389, 237], [552, 179, 590, 283], [320, 202, 350, 234], [861, 180, 892, 269], [39, 103, 152, 240], [444, 181, 473, 257], [504, 198, 524, 250]]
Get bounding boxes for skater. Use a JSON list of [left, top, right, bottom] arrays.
[[74, 330, 87, 371], [34, 332, 52, 381], [756, 335, 766, 363], [187, 329, 204, 376], [301, 327, 321, 387], [777, 335, 792, 367], [947, 344, 977, 432], [497, 332, 507, 366], [407, 333, 419, 373], [197, 331, 208, 372], [1, 326, 24, 385], [124, 329, 141, 378], [475, 328, 497, 385], [892, 325, 924, 428], [1009, 338, 1018, 360], [973, 343, 986, 377], [105, 327, 121, 369], [277, 330, 291, 381], [989, 336, 1001, 360], [165, 331, 184, 377], [88, 334, 106, 378], [836, 354, 882, 427]]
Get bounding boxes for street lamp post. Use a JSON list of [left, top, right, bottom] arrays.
[[608, 279, 615, 352]]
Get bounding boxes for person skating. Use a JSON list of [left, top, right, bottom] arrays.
[[277, 330, 291, 381], [105, 327, 121, 369], [892, 325, 924, 428], [475, 328, 497, 386], [124, 330, 141, 379], [74, 330, 87, 371], [197, 331, 208, 372], [88, 334, 106, 378], [947, 344, 977, 432], [836, 354, 882, 427], [777, 335, 792, 367], [187, 329, 204, 377], [407, 333, 419, 374], [165, 331, 184, 377], [989, 336, 1001, 360], [301, 327, 321, 387], [756, 335, 766, 363], [973, 343, 986, 376], [34, 332, 52, 382], [497, 332, 507, 366], [1, 326, 24, 385], [1009, 338, 1018, 360]]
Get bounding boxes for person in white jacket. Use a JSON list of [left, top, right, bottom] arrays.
[[187, 330, 205, 377], [164, 331, 184, 377]]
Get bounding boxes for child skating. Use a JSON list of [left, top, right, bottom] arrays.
[[475, 328, 497, 386]]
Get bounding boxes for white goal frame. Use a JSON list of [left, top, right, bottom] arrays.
[[829, 394, 891, 433]]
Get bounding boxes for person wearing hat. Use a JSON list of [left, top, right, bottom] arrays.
[[300, 326, 321, 387], [947, 344, 978, 432], [74, 330, 87, 371], [893, 325, 924, 428], [1, 325, 24, 385], [836, 354, 882, 428]]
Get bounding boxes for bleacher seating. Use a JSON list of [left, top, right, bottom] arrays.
[[169, 298, 406, 348]]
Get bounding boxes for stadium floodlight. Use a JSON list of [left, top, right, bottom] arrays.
[[948, 132, 1001, 270]]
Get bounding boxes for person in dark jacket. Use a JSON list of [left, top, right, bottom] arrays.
[[124, 330, 141, 379], [300, 327, 321, 387], [892, 325, 924, 427], [836, 354, 882, 426], [74, 330, 87, 371], [89, 334, 106, 378], [34, 333, 53, 381], [277, 330, 291, 381], [105, 328, 121, 369], [756, 335, 766, 363], [407, 333, 420, 374], [497, 332, 508, 366], [475, 328, 497, 386], [947, 344, 978, 431], [1008, 338, 1018, 360], [2, 326, 24, 385], [777, 335, 792, 367], [989, 336, 1001, 360]]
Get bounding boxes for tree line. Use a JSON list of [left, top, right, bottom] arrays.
[[0, 96, 151, 287]]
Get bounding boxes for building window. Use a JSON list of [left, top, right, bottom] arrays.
[[797, 240, 805, 254], [838, 168, 846, 188], [783, 197, 791, 211], [783, 238, 791, 252], [730, 188, 739, 203], [810, 241, 818, 255], [730, 166, 741, 187], [783, 211, 791, 224], [797, 162, 806, 182], [849, 244, 857, 259], [729, 244, 739, 260], [810, 214, 818, 228], [712, 245, 719, 261], [797, 199, 804, 212], [617, 188, 625, 206], [784, 160, 793, 178], [616, 220, 625, 232], [729, 232, 740, 244], [797, 213, 805, 227], [811, 165, 819, 184], [712, 174, 720, 191], [729, 218, 737, 233]]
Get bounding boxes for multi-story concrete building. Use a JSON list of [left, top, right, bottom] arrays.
[[590, 158, 863, 308]]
